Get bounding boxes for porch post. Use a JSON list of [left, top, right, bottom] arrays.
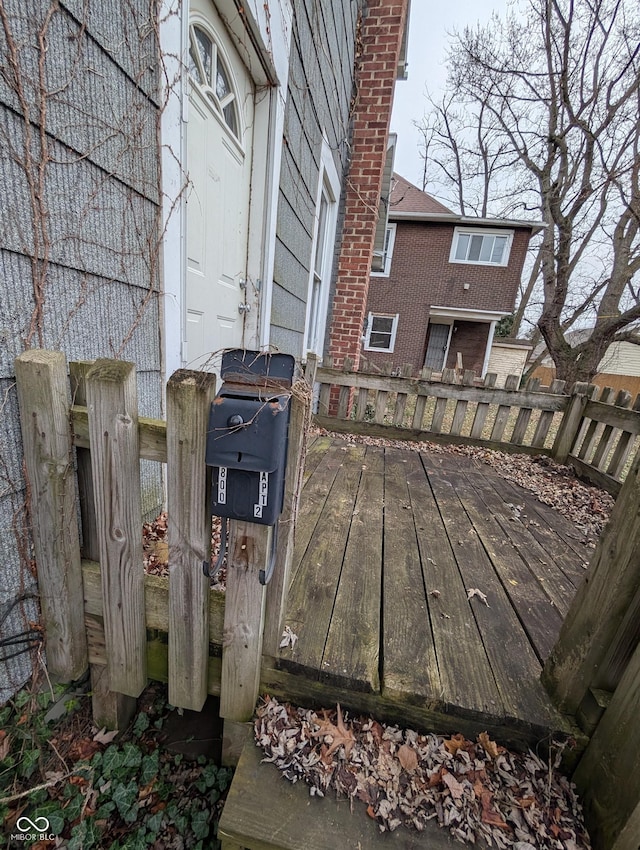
[[542, 448, 640, 714]]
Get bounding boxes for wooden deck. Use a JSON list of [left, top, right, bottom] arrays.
[[269, 435, 591, 749]]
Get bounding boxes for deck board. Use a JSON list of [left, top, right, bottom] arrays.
[[321, 446, 383, 692], [403, 451, 506, 718], [426, 466, 556, 726], [441, 467, 564, 661], [382, 449, 441, 703], [291, 442, 353, 572], [462, 470, 578, 617], [283, 443, 366, 676], [277, 438, 594, 742]]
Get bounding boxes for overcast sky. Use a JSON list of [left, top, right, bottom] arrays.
[[390, 0, 510, 187]]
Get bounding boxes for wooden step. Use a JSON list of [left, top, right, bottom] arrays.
[[217, 731, 480, 849]]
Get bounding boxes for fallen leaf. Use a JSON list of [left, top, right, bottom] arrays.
[[0, 731, 11, 761], [68, 738, 101, 760], [279, 625, 299, 649], [442, 769, 465, 799], [478, 731, 503, 759], [311, 704, 355, 759], [93, 727, 119, 745], [481, 790, 510, 829], [397, 743, 418, 772], [443, 733, 470, 755], [467, 588, 490, 607]]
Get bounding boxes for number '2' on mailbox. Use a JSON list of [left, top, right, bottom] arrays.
[[205, 351, 294, 526]]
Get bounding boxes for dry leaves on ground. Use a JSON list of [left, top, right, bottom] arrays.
[[143, 512, 227, 588], [255, 696, 591, 850]]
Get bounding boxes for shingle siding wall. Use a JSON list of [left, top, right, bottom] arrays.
[[0, 0, 162, 700], [364, 220, 530, 372], [270, 0, 361, 356]]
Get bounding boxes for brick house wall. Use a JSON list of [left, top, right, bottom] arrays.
[[363, 220, 531, 373], [327, 0, 409, 370]]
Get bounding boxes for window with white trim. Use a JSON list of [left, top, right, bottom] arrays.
[[364, 313, 399, 352], [304, 140, 341, 357], [371, 224, 397, 276], [450, 228, 513, 266]]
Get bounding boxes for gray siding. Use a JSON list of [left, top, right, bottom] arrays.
[[0, 0, 162, 699], [270, 0, 362, 356]]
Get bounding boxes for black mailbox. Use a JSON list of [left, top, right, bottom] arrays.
[[205, 350, 295, 527]]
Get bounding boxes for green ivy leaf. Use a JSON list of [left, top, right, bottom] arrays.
[[34, 802, 66, 834], [19, 748, 40, 779], [14, 689, 32, 709], [190, 807, 211, 840], [68, 820, 89, 850], [216, 767, 233, 791], [29, 787, 48, 805], [112, 779, 139, 822], [63, 790, 86, 821], [140, 751, 160, 785], [133, 712, 150, 737], [144, 810, 165, 834], [101, 745, 124, 777], [121, 742, 143, 769], [96, 800, 116, 818]]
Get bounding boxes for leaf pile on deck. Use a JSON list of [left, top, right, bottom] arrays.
[[254, 697, 591, 849], [315, 428, 614, 544]]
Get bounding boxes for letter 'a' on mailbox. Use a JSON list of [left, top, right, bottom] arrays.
[[205, 350, 296, 526]]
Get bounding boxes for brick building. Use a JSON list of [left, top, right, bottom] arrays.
[[326, 2, 410, 372], [361, 174, 541, 376]]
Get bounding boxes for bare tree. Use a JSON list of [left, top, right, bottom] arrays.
[[419, 0, 640, 385]]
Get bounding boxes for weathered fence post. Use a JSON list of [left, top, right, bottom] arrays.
[[552, 382, 593, 463], [167, 369, 217, 711], [542, 449, 640, 714], [220, 521, 271, 762], [15, 350, 88, 681], [263, 358, 315, 656], [70, 362, 100, 562], [86, 360, 146, 697], [572, 638, 640, 850], [70, 361, 137, 730]]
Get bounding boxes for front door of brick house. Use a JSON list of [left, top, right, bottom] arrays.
[[185, 0, 255, 369], [424, 322, 452, 370]]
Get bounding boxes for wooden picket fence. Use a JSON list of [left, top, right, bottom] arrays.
[[14, 350, 311, 750], [315, 359, 640, 495]]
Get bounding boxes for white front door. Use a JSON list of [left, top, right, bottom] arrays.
[[186, 0, 255, 369]]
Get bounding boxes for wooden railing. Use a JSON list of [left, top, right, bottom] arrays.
[[314, 360, 640, 494], [14, 351, 311, 748]]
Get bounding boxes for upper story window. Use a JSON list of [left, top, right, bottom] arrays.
[[371, 224, 397, 277], [364, 312, 399, 352], [188, 24, 239, 138], [450, 228, 513, 267]]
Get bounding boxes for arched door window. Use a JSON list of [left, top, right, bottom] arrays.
[[188, 23, 239, 139]]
